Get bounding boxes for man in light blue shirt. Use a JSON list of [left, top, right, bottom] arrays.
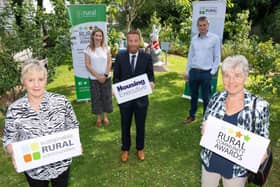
[[183, 16, 221, 124]]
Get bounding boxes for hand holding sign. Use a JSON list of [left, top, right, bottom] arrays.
[[201, 121, 207, 135], [200, 116, 270, 173], [149, 82, 155, 89], [112, 74, 153, 104], [11, 128, 82, 173], [5, 144, 18, 171]]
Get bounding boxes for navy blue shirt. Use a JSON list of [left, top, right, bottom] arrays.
[[203, 112, 246, 178]]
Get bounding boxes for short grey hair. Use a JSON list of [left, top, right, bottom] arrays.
[[222, 55, 249, 78], [21, 59, 48, 83]]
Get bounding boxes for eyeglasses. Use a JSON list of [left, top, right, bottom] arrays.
[[223, 72, 245, 81]]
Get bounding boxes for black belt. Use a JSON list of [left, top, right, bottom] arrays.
[[191, 68, 211, 72]]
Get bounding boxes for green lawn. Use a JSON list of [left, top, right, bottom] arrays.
[[0, 55, 279, 186]]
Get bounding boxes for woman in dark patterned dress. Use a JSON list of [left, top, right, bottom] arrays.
[[84, 28, 113, 127]]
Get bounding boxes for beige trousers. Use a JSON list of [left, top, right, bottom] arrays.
[[201, 165, 247, 187]]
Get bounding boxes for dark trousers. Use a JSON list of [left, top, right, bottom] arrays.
[[188, 69, 212, 118], [24, 167, 70, 187], [120, 101, 147, 151]]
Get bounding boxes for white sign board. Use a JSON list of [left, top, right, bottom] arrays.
[[12, 128, 82, 173], [113, 74, 152, 104], [200, 116, 270, 173]]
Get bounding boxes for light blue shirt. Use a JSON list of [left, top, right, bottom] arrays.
[[186, 32, 221, 76]]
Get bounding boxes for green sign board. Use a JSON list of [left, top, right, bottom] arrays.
[[68, 4, 106, 26]]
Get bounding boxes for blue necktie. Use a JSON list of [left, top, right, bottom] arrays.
[[131, 55, 136, 73]]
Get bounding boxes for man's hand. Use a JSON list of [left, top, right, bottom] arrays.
[[184, 74, 188, 82], [150, 82, 155, 89]]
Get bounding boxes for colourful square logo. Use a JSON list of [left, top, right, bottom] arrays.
[[21, 142, 41, 163], [23, 154, 32, 163], [32, 152, 41, 160], [199, 7, 206, 15], [30, 142, 39, 151]]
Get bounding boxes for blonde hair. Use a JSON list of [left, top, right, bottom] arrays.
[[222, 55, 249, 78], [197, 16, 209, 25], [21, 59, 48, 84], [89, 28, 106, 51]]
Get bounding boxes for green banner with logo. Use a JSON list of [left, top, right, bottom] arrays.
[[67, 4, 106, 101]]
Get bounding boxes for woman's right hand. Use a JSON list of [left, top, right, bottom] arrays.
[[6, 144, 18, 171], [201, 122, 207, 135], [96, 74, 106, 84]]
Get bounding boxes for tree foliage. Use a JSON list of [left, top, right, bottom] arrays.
[[0, 0, 71, 111], [221, 9, 280, 97], [229, 0, 280, 42]]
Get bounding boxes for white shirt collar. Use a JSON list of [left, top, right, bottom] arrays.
[[129, 51, 139, 58]]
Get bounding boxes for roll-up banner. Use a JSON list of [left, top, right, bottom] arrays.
[[67, 4, 107, 101]]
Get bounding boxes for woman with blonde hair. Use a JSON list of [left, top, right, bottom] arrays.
[[3, 60, 80, 187], [84, 28, 113, 127]]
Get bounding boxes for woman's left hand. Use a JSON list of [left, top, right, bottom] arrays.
[[96, 74, 106, 84]]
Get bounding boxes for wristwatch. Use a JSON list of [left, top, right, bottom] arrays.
[[104, 73, 108, 78]]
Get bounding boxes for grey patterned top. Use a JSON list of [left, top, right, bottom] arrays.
[[3, 91, 79, 180], [201, 89, 270, 178]]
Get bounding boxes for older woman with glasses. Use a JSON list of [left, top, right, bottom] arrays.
[[200, 55, 270, 187]]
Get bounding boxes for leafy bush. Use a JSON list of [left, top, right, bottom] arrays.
[[0, 1, 72, 113], [221, 9, 280, 97], [248, 40, 280, 96], [107, 28, 122, 56]]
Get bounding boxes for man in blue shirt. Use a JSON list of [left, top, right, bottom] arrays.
[[183, 16, 221, 124]]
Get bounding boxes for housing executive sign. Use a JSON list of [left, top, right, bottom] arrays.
[[113, 74, 152, 104]]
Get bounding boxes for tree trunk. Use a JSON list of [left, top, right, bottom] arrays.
[[124, 0, 145, 32], [127, 21, 132, 32], [12, 0, 24, 28]]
